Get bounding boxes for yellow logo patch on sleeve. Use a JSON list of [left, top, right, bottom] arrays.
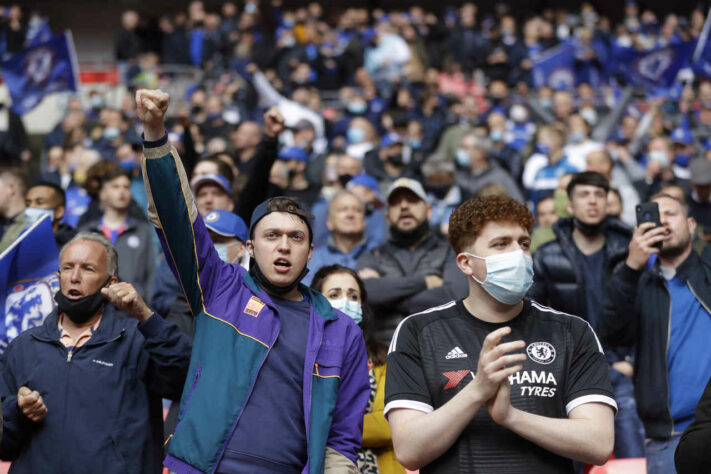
[[244, 296, 265, 317]]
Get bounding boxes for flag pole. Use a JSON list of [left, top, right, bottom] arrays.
[[693, 7, 711, 63]]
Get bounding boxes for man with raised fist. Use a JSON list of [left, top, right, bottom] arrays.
[[0, 232, 191, 473], [137, 89, 369, 474]]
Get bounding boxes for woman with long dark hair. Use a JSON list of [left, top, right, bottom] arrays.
[[311, 265, 404, 474]]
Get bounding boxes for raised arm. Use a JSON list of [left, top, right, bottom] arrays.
[[137, 90, 242, 318], [235, 107, 283, 223]]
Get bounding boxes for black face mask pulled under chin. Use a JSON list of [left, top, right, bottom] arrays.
[[54, 276, 112, 325], [573, 217, 607, 237], [389, 220, 430, 248], [249, 258, 309, 296]]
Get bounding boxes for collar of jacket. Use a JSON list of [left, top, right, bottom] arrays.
[[661, 249, 706, 283], [84, 216, 140, 234], [326, 235, 368, 255], [32, 304, 126, 345], [242, 270, 339, 321], [552, 216, 632, 243]]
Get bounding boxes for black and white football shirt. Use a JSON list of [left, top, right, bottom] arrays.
[[385, 299, 616, 474]]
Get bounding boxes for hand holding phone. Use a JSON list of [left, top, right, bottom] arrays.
[[636, 202, 663, 250], [627, 202, 666, 270]]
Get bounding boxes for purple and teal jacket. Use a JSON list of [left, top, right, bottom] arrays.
[[141, 136, 370, 474]]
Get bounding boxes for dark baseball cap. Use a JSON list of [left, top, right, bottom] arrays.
[[249, 196, 315, 242]]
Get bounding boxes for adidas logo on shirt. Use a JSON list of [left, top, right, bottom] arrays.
[[445, 346, 468, 359]]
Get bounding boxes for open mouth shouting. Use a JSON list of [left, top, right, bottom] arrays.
[[273, 258, 292, 274]]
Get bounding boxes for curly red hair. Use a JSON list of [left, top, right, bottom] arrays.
[[448, 196, 534, 253]]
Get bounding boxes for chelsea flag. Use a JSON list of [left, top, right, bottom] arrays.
[[0, 31, 79, 115], [0, 214, 59, 353]]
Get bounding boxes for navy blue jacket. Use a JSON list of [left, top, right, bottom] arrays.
[[0, 305, 191, 473]]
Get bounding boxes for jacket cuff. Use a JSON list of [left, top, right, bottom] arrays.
[[618, 263, 643, 284], [142, 134, 168, 148], [138, 313, 167, 338], [3, 396, 32, 431]]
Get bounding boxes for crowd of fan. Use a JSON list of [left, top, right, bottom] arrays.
[[2, 1, 711, 472]]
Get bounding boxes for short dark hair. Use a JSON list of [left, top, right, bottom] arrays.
[[197, 155, 234, 184], [566, 171, 610, 198], [28, 181, 66, 207], [101, 167, 131, 188]]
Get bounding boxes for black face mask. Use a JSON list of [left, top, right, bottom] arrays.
[[386, 154, 404, 167], [427, 184, 451, 200], [54, 276, 112, 325], [389, 220, 430, 248], [364, 202, 375, 216], [249, 258, 309, 297], [337, 174, 354, 188], [573, 217, 607, 237]]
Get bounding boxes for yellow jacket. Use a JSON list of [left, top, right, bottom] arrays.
[[362, 363, 406, 474]]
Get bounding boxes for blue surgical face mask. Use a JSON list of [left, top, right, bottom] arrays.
[[329, 297, 363, 324], [347, 101, 368, 115], [24, 207, 54, 224], [347, 126, 365, 144], [409, 139, 422, 149], [648, 150, 670, 167], [490, 130, 504, 142], [90, 96, 104, 109], [103, 126, 120, 141], [569, 131, 585, 144], [674, 153, 691, 168], [462, 249, 534, 305], [215, 242, 241, 264], [536, 142, 551, 155], [119, 158, 137, 173], [456, 148, 470, 167]]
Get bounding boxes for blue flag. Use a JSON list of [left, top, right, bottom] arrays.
[[0, 31, 79, 115], [0, 215, 59, 353], [26, 17, 52, 47], [611, 42, 695, 88], [532, 44, 576, 90]]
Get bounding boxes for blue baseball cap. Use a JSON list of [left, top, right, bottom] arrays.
[[190, 173, 232, 196], [671, 128, 694, 146], [249, 197, 315, 242], [278, 146, 309, 163], [204, 210, 249, 243], [347, 174, 383, 201], [381, 133, 404, 148]]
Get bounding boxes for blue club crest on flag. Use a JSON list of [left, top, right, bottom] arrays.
[[610, 42, 695, 89], [0, 215, 59, 353], [0, 31, 79, 115], [532, 44, 576, 90]]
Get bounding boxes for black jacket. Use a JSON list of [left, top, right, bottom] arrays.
[[357, 233, 468, 342], [600, 251, 711, 439], [676, 375, 711, 473], [0, 305, 191, 473], [529, 217, 632, 323]]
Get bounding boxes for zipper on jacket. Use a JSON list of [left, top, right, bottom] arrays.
[[663, 284, 674, 438], [211, 338, 275, 473], [65, 332, 124, 363]]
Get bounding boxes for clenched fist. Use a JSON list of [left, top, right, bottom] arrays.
[[263, 107, 285, 138], [101, 282, 153, 323], [136, 89, 170, 141], [18, 386, 47, 422]]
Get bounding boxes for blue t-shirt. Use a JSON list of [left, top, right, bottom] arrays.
[[577, 246, 605, 329], [667, 276, 711, 432], [217, 294, 311, 473]]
